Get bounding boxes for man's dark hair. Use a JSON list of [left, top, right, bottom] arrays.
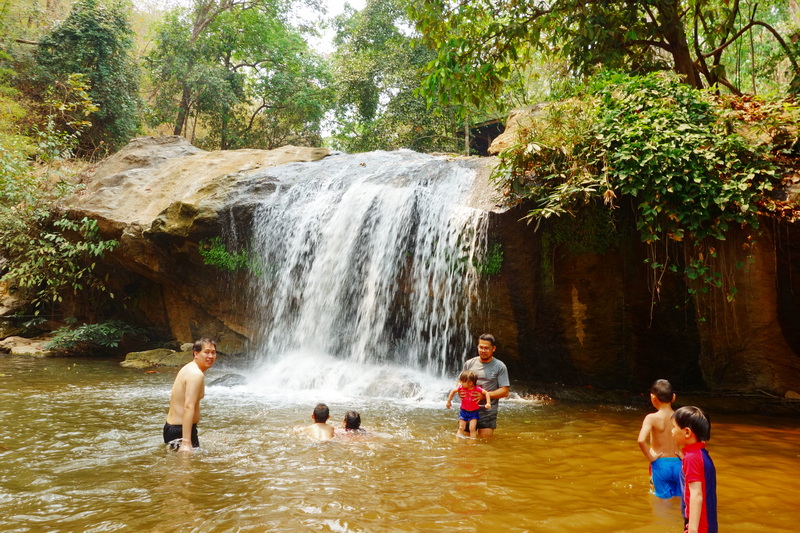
[[313, 403, 330, 423], [479, 333, 496, 346], [193, 338, 216, 353], [650, 379, 674, 403], [344, 410, 361, 430], [673, 406, 711, 442]]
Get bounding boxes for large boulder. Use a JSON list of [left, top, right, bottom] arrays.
[[68, 137, 330, 352], [487, 105, 545, 156], [0, 336, 54, 357], [121, 348, 193, 368]]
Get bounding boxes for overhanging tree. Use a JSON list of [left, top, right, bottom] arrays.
[[410, 0, 800, 110]]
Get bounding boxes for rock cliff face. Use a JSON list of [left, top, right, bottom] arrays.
[[478, 206, 800, 395], [66, 136, 800, 395], [69, 136, 330, 355]]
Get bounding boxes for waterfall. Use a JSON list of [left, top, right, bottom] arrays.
[[245, 150, 489, 397]]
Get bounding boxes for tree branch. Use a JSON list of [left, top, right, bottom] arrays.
[[700, 18, 799, 73]]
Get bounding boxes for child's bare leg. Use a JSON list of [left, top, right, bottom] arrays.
[[457, 419, 467, 437], [468, 419, 478, 438]]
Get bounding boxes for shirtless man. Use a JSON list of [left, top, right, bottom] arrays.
[[300, 403, 335, 441], [637, 379, 682, 498], [163, 338, 217, 452]]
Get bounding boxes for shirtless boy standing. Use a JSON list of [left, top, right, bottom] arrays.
[[163, 338, 217, 452], [637, 379, 682, 498]]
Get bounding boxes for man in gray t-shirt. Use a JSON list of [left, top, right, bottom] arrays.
[[462, 333, 510, 438]]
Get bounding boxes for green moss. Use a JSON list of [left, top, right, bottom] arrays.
[[474, 242, 504, 277]]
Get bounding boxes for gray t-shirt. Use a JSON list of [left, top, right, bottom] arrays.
[[463, 356, 510, 415]]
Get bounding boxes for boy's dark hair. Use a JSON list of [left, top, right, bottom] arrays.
[[193, 337, 216, 353], [344, 410, 361, 430], [673, 406, 711, 442], [650, 379, 674, 403], [313, 403, 330, 423]]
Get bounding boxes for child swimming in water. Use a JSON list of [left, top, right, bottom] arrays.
[[445, 370, 492, 438]]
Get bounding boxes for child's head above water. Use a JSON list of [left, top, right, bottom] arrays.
[[458, 370, 478, 388], [650, 378, 675, 404], [312, 403, 330, 423], [344, 410, 361, 430]]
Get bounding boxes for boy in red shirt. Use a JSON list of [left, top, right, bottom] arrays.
[[446, 370, 491, 438], [671, 406, 718, 533]]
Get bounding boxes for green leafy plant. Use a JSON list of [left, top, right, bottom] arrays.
[[199, 237, 260, 275], [34, 73, 99, 162], [1, 215, 119, 315], [36, 0, 142, 155], [494, 71, 783, 297], [47, 319, 145, 356]]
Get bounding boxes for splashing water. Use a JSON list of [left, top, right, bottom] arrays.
[[245, 151, 489, 393]]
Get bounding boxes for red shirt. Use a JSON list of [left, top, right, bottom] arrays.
[[458, 385, 486, 411], [681, 442, 718, 533]]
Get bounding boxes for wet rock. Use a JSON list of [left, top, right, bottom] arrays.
[[209, 373, 248, 387]]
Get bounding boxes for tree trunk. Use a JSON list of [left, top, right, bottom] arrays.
[[173, 85, 191, 136], [658, 2, 703, 88]]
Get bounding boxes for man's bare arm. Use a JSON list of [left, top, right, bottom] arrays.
[[179, 372, 203, 452], [489, 386, 509, 400]]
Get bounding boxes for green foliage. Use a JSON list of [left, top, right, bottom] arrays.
[[0, 51, 27, 135], [34, 73, 99, 162], [0, 213, 119, 315], [410, 0, 800, 115], [1, 73, 117, 317], [36, 0, 142, 156], [145, 0, 331, 150], [47, 319, 145, 355], [199, 237, 259, 275], [494, 72, 782, 294], [329, 0, 465, 153]]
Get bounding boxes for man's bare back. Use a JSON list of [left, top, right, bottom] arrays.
[[167, 361, 206, 426]]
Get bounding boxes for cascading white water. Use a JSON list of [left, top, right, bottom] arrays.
[[245, 150, 489, 397]]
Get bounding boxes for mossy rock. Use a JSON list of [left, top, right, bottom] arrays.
[[121, 348, 193, 368]]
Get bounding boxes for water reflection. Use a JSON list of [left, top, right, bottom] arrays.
[[1, 356, 798, 532]]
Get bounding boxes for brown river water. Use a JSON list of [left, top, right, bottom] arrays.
[[0, 355, 797, 532]]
